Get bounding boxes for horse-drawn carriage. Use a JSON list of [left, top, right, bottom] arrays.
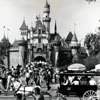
[[57, 71, 100, 100]]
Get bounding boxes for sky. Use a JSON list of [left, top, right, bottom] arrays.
[[0, 0, 100, 43]]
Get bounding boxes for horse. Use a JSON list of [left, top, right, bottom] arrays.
[[10, 79, 41, 96], [40, 70, 48, 86]]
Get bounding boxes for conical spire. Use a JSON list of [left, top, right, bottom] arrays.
[[2, 26, 7, 42], [71, 33, 78, 42], [2, 35, 6, 42], [70, 33, 79, 47], [20, 17, 28, 30], [70, 23, 79, 47], [3, 26, 6, 37], [54, 20, 57, 34], [54, 35, 60, 42], [71, 23, 78, 42], [44, 0, 50, 8]]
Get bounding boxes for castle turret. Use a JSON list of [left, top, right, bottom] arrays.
[[20, 18, 28, 40], [2, 35, 10, 68], [53, 35, 61, 67], [18, 37, 27, 68], [47, 43, 52, 62], [54, 20, 57, 34], [70, 33, 79, 55], [28, 43, 32, 63], [42, 0, 51, 40]]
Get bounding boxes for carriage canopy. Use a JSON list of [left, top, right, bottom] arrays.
[[67, 63, 86, 71]]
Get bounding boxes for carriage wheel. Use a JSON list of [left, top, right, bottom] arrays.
[[90, 96, 99, 100], [83, 90, 97, 100], [57, 97, 67, 100]]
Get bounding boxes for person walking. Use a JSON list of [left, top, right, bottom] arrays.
[[25, 70, 30, 86], [46, 70, 51, 90], [33, 87, 44, 100]]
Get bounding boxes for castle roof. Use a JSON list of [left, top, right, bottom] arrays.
[[1, 35, 10, 44], [70, 33, 79, 47], [12, 40, 20, 47], [12, 37, 26, 47], [49, 33, 57, 42], [1, 35, 7, 42], [35, 20, 42, 28], [49, 33, 68, 48], [65, 32, 73, 44], [20, 19, 28, 30], [54, 34, 61, 42], [35, 19, 46, 32], [71, 33, 78, 42]]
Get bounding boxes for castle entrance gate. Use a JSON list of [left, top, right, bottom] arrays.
[[33, 56, 46, 62], [33, 56, 47, 67]]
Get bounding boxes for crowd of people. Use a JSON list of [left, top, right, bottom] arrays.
[[0, 63, 98, 93], [0, 62, 57, 95], [0, 62, 99, 100], [60, 75, 97, 86]]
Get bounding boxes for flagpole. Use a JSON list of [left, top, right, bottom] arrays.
[[7, 28, 9, 39], [3, 26, 5, 37], [74, 23, 76, 34]]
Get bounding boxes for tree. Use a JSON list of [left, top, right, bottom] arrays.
[[0, 38, 11, 58], [57, 50, 72, 68], [86, 0, 96, 3], [84, 33, 100, 56], [83, 56, 97, 70]]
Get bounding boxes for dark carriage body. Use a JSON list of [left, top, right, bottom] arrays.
[[59, 85, 97, 97], [58, 72, 100, 97]]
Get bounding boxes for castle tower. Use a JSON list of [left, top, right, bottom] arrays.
[[18, 37, 27, 68], [54, 20, 57, 34], [42, 0, 51, 40], [2, 34, 10, 68], [53, 34, 61, 67], [47, 43, 52, 62], [20, 18, 28, 40], [70, 33, 79, 55], [28, 43, 33, 63]]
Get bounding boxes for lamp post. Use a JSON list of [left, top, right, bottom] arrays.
[[7, 28, 10, 39]]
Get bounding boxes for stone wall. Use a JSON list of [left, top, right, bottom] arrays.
[[3, 57, 8, 68], [9, 48, 19, 69]]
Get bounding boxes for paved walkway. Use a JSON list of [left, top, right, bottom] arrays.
[[1, 83, 100, 100], [0, 83, 59, 98]]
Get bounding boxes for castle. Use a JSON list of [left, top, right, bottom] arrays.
[[4, 0, 80, 69]]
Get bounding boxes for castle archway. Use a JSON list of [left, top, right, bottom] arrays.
[[33, 56, 47, 67], [33, 56, 46, 62]]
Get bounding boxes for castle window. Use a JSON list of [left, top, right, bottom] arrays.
[[37, 48, 42, 52], [38, 37, 41, 43], [38, 28, 42, 43], [38, 29, 41, 35]]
